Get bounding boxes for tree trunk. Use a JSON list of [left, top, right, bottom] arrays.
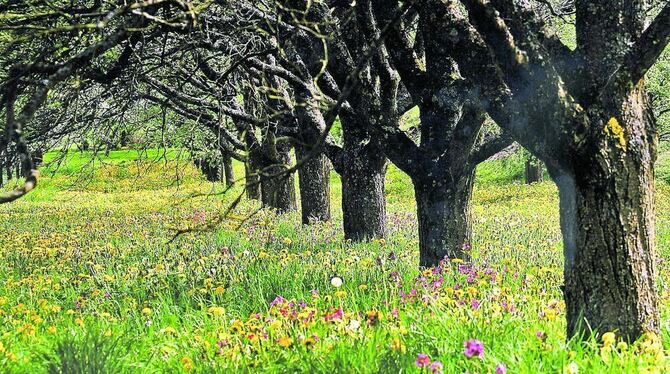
[[194, 158, 221, 182], [245, 159, 261, 200], [414, 169, 474, 267], [558, 90, 659, 341], [222, 153, 235, 188], [524, 159, 543, 184], [260, 145, 297, 213], [296, 146, 331, 224], [340, 145, 386, 241]]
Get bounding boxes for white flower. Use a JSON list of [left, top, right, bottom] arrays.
[[330, 276, 343, 288], [348, 319, 360, 331]]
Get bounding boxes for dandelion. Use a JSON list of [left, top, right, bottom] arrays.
[[464, 339, 484, 358], [277, 336, 293, 348], [142, 307, 152, 315], [181, 356, 194, 371], [208, 306, 225, 317], [330, 276, 343, 288], [214, 286, 225, 295], [415, 353, 431, 368], [601, 332, 615, 346]]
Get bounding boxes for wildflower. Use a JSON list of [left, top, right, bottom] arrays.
[[390, 337, 406, 353], [430, 361, 443, 374], [142, 307, 152, 315], [347, 319, 361, 331], [277, 336, 293, 348], [47, 325, 57, 334], [208, 306, 225, 317], [104, 329, 113, 337], [415, 353, 431, 368], [334, 290, 347, 298], [303, 335, 317, 348], [214, 286, 225, 295], [181, 356, 194, 371], [616, 341, 628, 351], [464, 339, 484, 358], [496, 363, 507, 374], [330, 276, 343, 288], [601, 332, 616, 347], [563, 362, 578, 374], [282, 237, 292, 245], [358, 284, 368, 290]]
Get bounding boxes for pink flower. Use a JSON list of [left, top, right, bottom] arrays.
[[415, 353, 431, 368], [464, 339, 484, 358], [430, 361, 444, 373], [496, 363, 507, 374]]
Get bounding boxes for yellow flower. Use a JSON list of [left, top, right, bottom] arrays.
[[47, 325, 57, 334], [277, 336, 293, 348], [208, 306, 225, 317], [616, 341, 628, 351], [282, 237, 292, 245], [163, 326, 177, 335], [213, 286, 225, 295], [358, 284, 368, 290], [104, 329, 113, 337], [75, 318, 85, 327], [142, 307, 152, 316], [181, 356, 194, 371], [601, 332, 616, 347], [303, 336, 316, 348], [334, 290, 347, 298], [390, 337, 406, 353]]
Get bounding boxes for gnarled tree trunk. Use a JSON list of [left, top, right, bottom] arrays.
[[222, 153, 235, 188], [260, 144, 297, 213], [340, 143, 386, 241], [558, 90, 659, 341], [296, 145, 331, 224], [525, 159, 543, 184], [414, 169, 475, 267]]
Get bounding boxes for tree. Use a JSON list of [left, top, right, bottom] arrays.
[[434, 0, 670, 340]]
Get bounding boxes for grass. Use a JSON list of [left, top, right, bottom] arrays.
[[0, 149, 668, 373]]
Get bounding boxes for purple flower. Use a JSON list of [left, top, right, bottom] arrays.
[[430, 361, 443, 373], [415, 353, 431, 368], [270, 296, 285, 307], [464, 339, 484, 358], [388, 251, 396, 261], [470, 299, 480, 310], [536, 331, 546, 341], [496, 363, 507, 374]]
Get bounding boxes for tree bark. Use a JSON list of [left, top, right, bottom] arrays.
[[557, 89, 659, 341], [524, 159, 543, 184], [194, 157, 221, 182], [414, 169, 475, 267], [340, 142, 386, 241], [222, 153, 235, 188], [296, 145, 331, 224], [260, 144, 297, 213]]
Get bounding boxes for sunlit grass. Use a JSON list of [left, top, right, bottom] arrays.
[[0, 150, 668, 372]]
